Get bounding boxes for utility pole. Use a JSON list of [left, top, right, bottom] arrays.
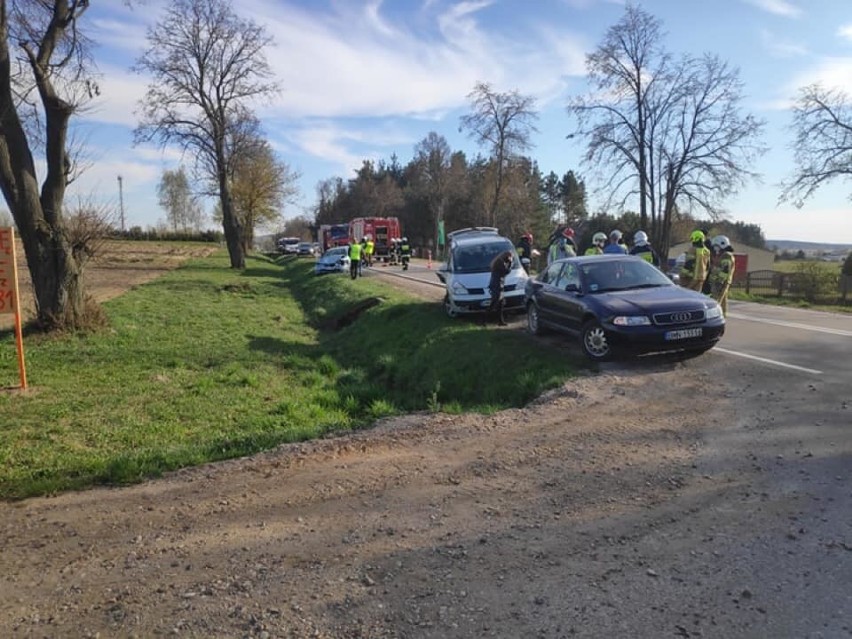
[[117, 175, 126, 232]]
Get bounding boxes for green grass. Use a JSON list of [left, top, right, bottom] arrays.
[[772, 259, 842, 274], [0, 251, 576, 499]]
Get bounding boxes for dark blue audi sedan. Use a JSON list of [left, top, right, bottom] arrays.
[[524, 255, 725, 360]]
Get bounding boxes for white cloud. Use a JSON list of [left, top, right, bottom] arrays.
[[789, 57, 852, 93], [838, 24, 852, 42], [759, 56, 852, 111], [246, 0, 585, 121], [759, 29, 808, 58], [83, 64, 149, 127], [743, 0, 802, 18]]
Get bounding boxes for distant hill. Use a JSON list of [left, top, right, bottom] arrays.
[[767, 239, 852, 254]]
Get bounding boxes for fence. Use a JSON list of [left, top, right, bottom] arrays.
[[731, 269, 850, 305]]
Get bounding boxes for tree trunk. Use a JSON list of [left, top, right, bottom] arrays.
[[218, 170, 245, 269], [0, 12, 84, 330]]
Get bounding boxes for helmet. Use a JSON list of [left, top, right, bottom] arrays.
[[402, 237, 408, 242], [711, 235, 731, 251], [690, 230, 705, 244], [609, 229, 623, 241], [562, 227, 575, 239], [592, 231, 607, 246], [633, 230, 649, 246]]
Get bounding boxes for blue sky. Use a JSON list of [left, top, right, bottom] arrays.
[[68, 0, 852, 243]]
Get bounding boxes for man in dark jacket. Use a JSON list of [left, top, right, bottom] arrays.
[[487, 250, 514, 326]]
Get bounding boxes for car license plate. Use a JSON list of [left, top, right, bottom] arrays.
[[665, 328, 702, 340]]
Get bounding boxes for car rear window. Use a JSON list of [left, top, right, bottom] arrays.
[[452, 239, 517, 273]]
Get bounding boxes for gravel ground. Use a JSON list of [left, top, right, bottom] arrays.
[[1, 265, 850, 639]]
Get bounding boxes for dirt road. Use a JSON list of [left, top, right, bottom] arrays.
[[1, 264, 850, 638]]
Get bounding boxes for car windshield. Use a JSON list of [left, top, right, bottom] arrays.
[[452, 239, 517, 273], [580, 259, 673, 293], [323, 248, 346, 259]]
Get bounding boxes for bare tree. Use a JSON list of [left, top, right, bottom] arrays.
[[781, 83, 852, 206], [574, 4, 665, 232], [64, 194, 117, 269], [568, 4, 764, 256], [0, 0, 99, 330], [157, 167, 203, 233], [134, 0, 278, 269], [460, 82, 538, 226], [651, 55, 764, 254]]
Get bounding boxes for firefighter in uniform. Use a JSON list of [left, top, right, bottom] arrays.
[[629, 230, 660, 267], [399, 237, 411, 270], [547, 227, 577, 265], [709, 235, 736, 315], [679, 230, 711, 292], [585, 232, 607, 255]]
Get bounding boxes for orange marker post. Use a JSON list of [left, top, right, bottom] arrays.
[[0, 227, 27, 389]]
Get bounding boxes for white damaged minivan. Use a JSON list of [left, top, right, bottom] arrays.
[[436, 227, 529, 318]]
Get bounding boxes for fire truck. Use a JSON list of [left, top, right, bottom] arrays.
[[319, 224, 352, 252], [349, 217, 402, 262]]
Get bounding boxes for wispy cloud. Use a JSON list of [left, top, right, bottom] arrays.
[[759, 29, 808, 58], [231, 0, 587, 167], [763, 56, 852, 110], [838, 24, 852, 42], [248, 0, 585, 120], [743, 0, 802, 18]]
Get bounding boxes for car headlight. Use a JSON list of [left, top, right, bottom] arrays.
[[451, 281, 468, 295], [612, 315, 651, 326], [705, 303, 723, 320]]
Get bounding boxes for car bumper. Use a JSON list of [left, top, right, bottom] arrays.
[[315, 264, 346, 274], [604, 321, 726, 354], [448, 289, 527, 313]]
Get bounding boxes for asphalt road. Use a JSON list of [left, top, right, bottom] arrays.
[[370, 258, 852, 381]]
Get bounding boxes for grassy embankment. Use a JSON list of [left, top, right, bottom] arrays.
[[0, 251, 576, 499]]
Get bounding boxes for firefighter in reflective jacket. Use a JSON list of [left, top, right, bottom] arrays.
[[349, 240, 363, 279], [585, 232, 607, 255], [400, 237, 411, 270], [680, 230, 711, 292], [364, 237, 375, 267], [629, 230, 660, 266], [709, 235, 736, 315]]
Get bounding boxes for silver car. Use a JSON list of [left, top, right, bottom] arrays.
[[315, 246, 351, 275], [436, 227, 528, 317]]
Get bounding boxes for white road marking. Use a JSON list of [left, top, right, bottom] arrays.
[[727, 313, 852, 338], [713, 347, 823, 375]]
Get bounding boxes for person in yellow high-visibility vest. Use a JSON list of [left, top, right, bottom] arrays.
[[348, 240, 363, 279], [680, 230, 711, 292], [364, 236, 375, 267]]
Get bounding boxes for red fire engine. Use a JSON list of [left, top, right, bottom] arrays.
[[349, 217, 402, 262]]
